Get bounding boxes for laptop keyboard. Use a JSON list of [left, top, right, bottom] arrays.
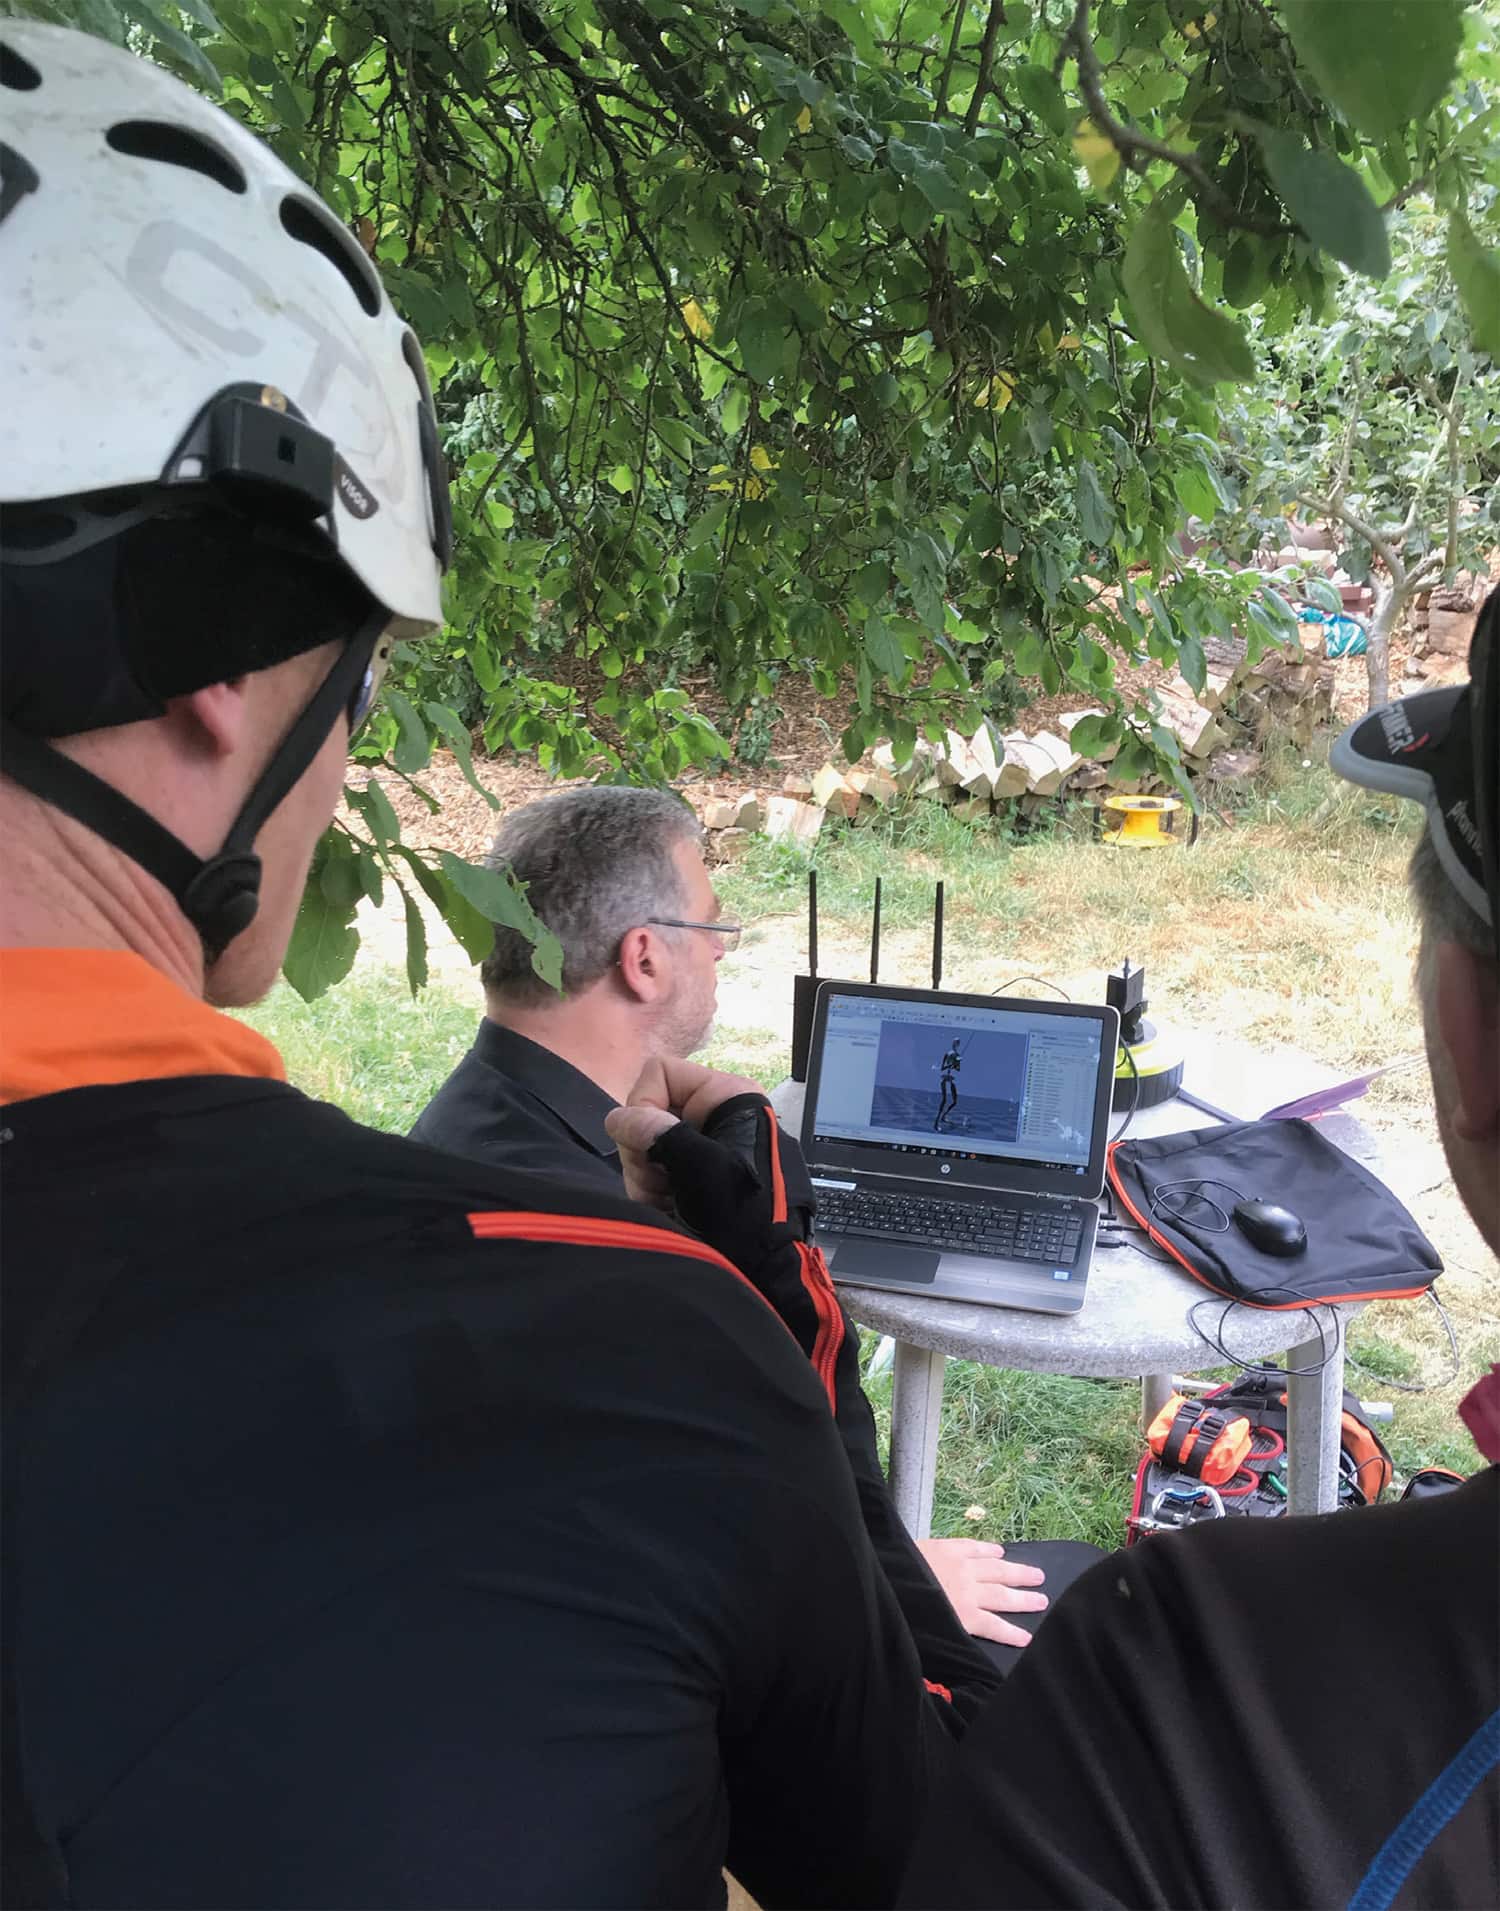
[[814, 1187, 1085, 1265]]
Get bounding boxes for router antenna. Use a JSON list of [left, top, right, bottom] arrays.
[[932, 880, 944, 990], [870, 878, 882, 985], [807, 870, 819, 979]]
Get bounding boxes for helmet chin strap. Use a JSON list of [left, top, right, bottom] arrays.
[[1, 619, 380, 963]]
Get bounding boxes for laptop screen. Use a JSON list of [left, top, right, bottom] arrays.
[[809, 989, 1105, 1179]]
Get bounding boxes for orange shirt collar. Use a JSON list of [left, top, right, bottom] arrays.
[[0, 948, 285, 1105]]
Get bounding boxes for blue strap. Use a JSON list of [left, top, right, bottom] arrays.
[[1347, 1709, 1500, 1911]]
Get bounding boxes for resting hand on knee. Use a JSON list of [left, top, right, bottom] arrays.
[[917, 1538, 1048, 1650]]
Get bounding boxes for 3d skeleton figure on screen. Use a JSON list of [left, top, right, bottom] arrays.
[[935, 1037, 962, 1130]]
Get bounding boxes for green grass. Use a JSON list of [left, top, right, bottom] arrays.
[[861, 1342, 1143, 1549], [236, 752, 1493, 1545], [238, 971, 479, 1133]]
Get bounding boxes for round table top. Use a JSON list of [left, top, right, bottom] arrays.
[[769, 1041, 1379, 1376]]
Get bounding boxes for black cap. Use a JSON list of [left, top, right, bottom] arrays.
[[1330, 590, 1499, 952]]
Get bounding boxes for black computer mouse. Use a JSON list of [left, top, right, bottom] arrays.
[[1233, 1198, 1308, 1256]]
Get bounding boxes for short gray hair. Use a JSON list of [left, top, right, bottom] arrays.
[[480, 786, 704, 1000], [1410, 826, 1497, 1008]]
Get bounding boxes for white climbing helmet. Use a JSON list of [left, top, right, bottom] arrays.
[[0, 21, 448, 634]]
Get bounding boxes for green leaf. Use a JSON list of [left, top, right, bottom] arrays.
[[1076, 460, 1115, 545], [1221, 236, 1270, 310], [177, 0, 223, 31], [283, 859, 360, 1001], [736, 297, 789, 384], [355, 845, 383, 906], [686, 498, 731, 550], [121, 0, 221, 89], [353, 774, 402, 845], [912, 160, 966, 216], [319, 837, 364, 910], [469, 641, 501, 694], [1178, 634, 1207, 697], [1280, 1, 1464, 139], [1257, 127, 1390, 279], [438, 853, 563, 990], [1172, 463, 1222, 523], [863, 612, 906, 680], [1303, 577, 1343, 615], [1067, 713, 1119, 757], [384, 689, 431, 775], [399, 884, 429, 997], [1013, 64, 1071, 136], [1112, 737, 1152, 784], [1122, 199, 1254, 386], [720, 385, 750, 438], [424, 701, 501, 810], [961, 496, 1006, 554], [1448, 209, 1500, 360]]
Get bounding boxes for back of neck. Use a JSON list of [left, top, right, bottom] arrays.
[[485, 996, 648, 1107]]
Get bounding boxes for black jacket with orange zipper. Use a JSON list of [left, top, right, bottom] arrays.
[[3, 1058, 1000, 1911]]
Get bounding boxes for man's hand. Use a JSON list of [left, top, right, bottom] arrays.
[[604, 1057, 766, 1209], [916, 1538, 1048, 1651]]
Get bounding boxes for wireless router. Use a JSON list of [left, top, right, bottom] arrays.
[[788, 875, 888, 1081]]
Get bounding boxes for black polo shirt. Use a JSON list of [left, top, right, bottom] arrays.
[[410, 1018, 622, 1189]]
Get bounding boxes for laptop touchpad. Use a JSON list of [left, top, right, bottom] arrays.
[[828, 1240, 940, 1284]]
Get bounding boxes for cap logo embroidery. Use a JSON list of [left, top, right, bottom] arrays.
[[1377, 703, 1420, 753], [1447, 798, 1481, 855]]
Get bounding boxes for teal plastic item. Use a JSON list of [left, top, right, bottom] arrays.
[[1297, 604, 1368, 657]]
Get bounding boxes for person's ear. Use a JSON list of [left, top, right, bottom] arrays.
[[166, 678, 254, 762], [617, 925, 667, 1003], [1433, 940, 1500, 1144]]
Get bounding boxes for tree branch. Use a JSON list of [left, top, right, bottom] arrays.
[[963, 0, 1007, 136], [1398, 419, 1451, 541], [1066, 0, 1290, 237], [1296, 491, 1403, 582], [934, 0, 968, 118], [1331, 364, 1361, 504]]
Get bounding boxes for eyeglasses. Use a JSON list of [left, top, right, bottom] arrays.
[[648, 917, 743, 953], [347, 626, 395, 735]]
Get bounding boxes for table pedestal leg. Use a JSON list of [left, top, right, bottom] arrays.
[[888, 1342, 946, 1540], [1141, 1371, 1176, 1431], [1286, 1313, 1345, 1515]]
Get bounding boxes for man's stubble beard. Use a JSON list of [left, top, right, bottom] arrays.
[[656, 979, 717, 1061]]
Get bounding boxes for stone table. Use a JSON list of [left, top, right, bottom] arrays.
[[770, 1032, 1410, 1537]]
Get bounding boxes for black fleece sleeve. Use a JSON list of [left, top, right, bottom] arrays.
[[649, 1095, 1003, 1721]]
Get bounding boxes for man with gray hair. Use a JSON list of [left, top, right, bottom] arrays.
[[415, 781, 1091, 1659], [411, 785, 735, 1185], [897, 594, 1499, 1910]]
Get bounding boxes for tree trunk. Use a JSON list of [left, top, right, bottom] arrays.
[[1364, 582, 1403, 710]]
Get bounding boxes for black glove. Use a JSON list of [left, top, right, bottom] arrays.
[[649, 1092, 812, 1263]]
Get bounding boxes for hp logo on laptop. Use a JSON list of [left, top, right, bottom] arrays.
[[940, 1162, 951, 1174]]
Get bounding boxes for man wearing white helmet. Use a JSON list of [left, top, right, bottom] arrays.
[[0, 26, 1003, 1909]]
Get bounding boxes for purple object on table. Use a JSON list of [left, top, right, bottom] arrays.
[[1260, 1056, 1423, 1123]]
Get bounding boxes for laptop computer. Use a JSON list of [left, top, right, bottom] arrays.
[[800, 982, 1120, 1316]]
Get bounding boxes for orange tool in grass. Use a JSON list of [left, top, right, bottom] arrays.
[[1147, 1393, 1255, 1488]]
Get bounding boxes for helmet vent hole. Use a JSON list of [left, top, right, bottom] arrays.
[[401, 328, 435, 408], [1, 42, 41, 90], [280, 194, 381, 318], [106, 120, 246, 193]]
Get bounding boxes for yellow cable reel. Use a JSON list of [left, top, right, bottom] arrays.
[[1096, 794, 1199, 849]]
